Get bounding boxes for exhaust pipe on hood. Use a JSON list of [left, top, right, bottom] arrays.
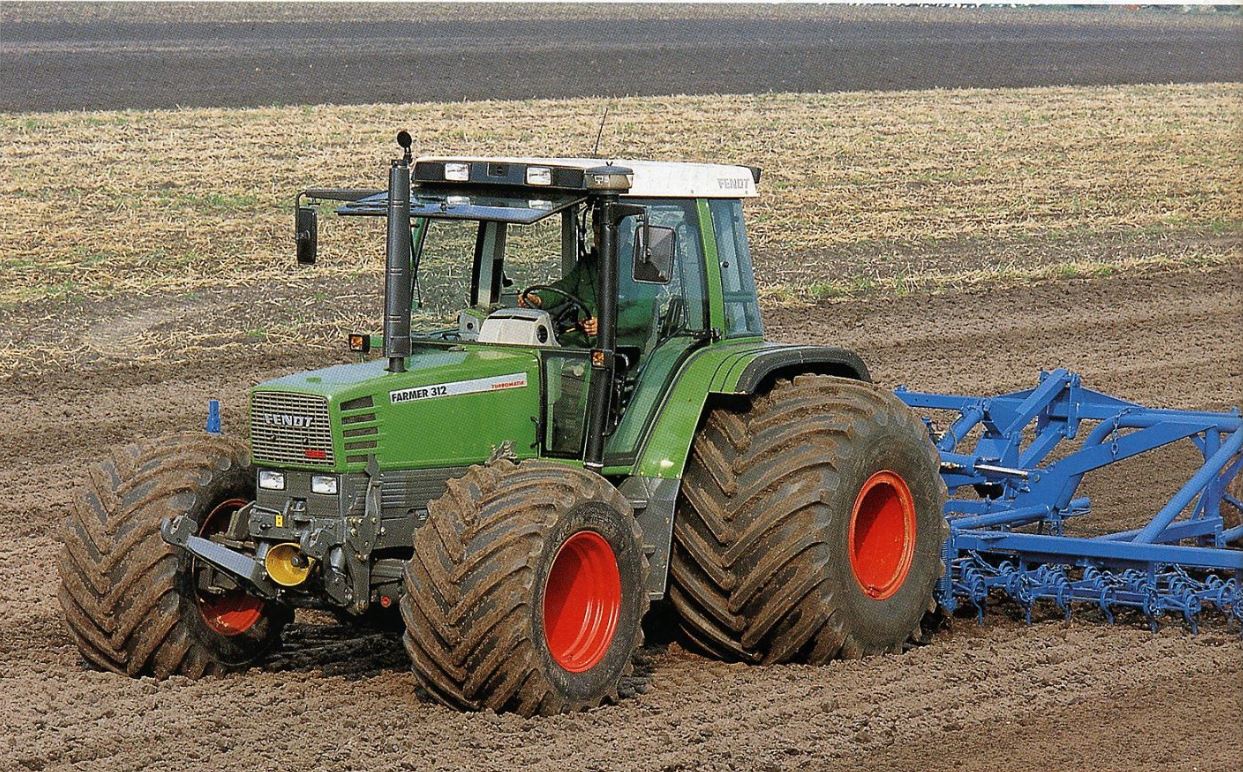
[[384, 131, 414, 373]]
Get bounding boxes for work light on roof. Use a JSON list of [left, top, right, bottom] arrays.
[[525, 166, 553, 186], [444, 162, 470, 181]]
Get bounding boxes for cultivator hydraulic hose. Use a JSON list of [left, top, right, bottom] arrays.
[[895, 370, 1242, 631]]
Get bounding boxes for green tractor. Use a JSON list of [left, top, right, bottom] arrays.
[[58, 134, 947, 716]]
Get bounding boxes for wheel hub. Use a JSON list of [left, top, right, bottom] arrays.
[[542, 530, 622, 672], [195, 498, 264, 636], [848, 471, 917, 600]]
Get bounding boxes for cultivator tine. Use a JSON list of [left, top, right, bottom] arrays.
[[899, 370, 1243, 634]]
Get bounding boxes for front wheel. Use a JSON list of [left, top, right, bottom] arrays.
[[58, 433, 289, 678], [400, 460, 649, 716]]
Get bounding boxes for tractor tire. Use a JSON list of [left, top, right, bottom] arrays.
[[58, 433, 290, 678], [670, 374, 948, 663], [401, 460, 649, 716]]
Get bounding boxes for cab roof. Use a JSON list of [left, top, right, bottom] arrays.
[[415, 156, 760, 199]]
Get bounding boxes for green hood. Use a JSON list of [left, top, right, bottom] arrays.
[[249, 345, 541, 472]]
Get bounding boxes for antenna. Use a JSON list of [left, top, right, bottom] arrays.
[[591, 104, 610, 157]]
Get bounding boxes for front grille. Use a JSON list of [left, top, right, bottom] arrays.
[[249, 391, 334, 466], [339, 395, 378, 465]]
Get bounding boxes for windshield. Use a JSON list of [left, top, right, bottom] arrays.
[[412, 213, 568, 333], [408, 198, 709, 344]]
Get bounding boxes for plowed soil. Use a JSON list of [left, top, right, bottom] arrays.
[[1, 263, 1239, 771], [3, 4, 1239, 112]]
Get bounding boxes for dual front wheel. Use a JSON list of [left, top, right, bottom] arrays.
[[400, 461, 649, 715], [57, 434, 289, 679]]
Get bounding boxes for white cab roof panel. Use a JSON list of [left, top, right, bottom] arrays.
[[417, 156, 759, 198]]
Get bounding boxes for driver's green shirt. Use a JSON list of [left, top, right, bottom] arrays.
[[545, 253, 599, 348], [545, 251, 655, 349]]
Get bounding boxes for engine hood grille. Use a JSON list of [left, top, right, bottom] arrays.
[[249, 391, 334, 466]]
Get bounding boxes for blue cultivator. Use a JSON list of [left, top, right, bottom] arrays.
[[895, 369, 1242, 632]]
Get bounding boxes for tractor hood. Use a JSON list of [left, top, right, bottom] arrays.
[[248, 345, 541, 472]]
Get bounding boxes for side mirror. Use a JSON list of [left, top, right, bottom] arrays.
[[633, 222, 675, 284], [295, 206, 317, 265]]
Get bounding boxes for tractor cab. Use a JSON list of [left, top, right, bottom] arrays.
[[294, 148, 764, 468]]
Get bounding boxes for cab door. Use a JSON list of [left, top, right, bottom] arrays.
[[603, 199, 711, 467]]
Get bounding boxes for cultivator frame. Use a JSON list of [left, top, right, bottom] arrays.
[[895, 369, 1242, 631]]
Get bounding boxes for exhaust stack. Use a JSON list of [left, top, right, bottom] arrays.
[[384, 133, 414, 373]]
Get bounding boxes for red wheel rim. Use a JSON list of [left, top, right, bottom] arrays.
[[194, 498, 264, 637], [542, 530, 622, 673], [847, 471, 917, 600]]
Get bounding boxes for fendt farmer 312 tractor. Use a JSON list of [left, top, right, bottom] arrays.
[[58, 134, 947, 715], [60, 133, 1242, 718]]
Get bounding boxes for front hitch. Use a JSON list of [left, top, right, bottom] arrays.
[[160, 515, 280, 598]]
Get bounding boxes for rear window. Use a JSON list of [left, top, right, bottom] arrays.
[[709, 199, 763, 337]]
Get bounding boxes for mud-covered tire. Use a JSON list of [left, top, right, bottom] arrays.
[[401, 460, 649, 716], [58, 433, 289, 678], [670, 374, 948, 663]]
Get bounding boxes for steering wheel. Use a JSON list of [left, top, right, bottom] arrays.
[[519, 284, 592, 335]]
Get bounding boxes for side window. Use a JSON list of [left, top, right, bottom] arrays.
[[709, 199, 763, 337], [616, 200, 708, 349], [542, 352, 594, 456]]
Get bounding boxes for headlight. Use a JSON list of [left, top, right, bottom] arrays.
[[258, 470, 286, 490], [526, 166, 552, 186], [311, 475, 339, 495], [444, 162, 470, 181]]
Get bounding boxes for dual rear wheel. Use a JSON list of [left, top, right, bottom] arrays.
[[669, 375, 948, 663]]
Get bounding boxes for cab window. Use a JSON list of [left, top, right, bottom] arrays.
[[616, 199, 709, 355], [709, 199, 763, 337]]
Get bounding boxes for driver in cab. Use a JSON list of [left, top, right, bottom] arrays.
[[518, 242, 600, 348], [518, 218, 655, 350]]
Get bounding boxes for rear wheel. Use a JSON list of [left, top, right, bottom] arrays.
[[669, 375, 947, 663], [401, 460, 649, 716], [58, 433, 289, 678]]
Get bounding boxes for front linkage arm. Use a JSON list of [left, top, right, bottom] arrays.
[[160, 515, 281, 599]]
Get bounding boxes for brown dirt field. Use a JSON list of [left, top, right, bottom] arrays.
[[3, 4, 1239, 112], [0, 261, 1239, 772]]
